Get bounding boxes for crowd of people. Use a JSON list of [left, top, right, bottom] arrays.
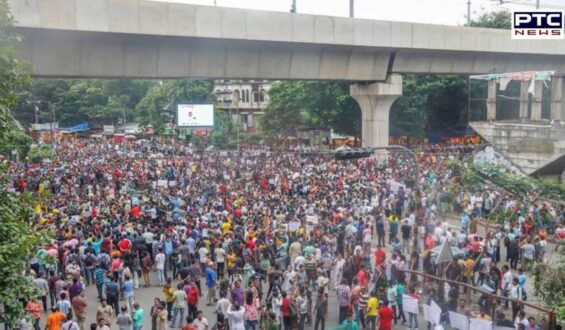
[[8, 138, 564, 330]]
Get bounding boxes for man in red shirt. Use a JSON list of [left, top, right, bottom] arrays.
[[377, 300, 394, 330], [374, 246, 386, 268], [281, 292, 292, 330], [118, 234, 132, 254]]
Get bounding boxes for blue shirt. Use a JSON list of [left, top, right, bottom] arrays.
[[122, 280, 134, 297], [205, 267, 217, 288], [94, 267, 106, 285], [165, 240, 173, 256], [187, 237, 196, 254]]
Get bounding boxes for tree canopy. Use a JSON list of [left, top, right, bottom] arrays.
[[0, 1, 49, 327]]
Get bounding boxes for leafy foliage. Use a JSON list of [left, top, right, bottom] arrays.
[[261, 81, 360, 137], [0, 169, 50, 326], [532, 262, 565, 321], [0, 0, 31, 159], [15, 79, 153, 126], [28, 144, 55, 163], [451, 160, 565, 201], [469, 10, 512, 29], [0, 1, 50, 326]]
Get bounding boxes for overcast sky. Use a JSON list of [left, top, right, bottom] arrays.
[[149, 0, 565, 25]]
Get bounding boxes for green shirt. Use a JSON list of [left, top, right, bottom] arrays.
[[173, 290, 187, 308], [341, 320, 359, 330], [133, 308, 144, 327]]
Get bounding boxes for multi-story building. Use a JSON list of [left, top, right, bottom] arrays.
[[214, 80, 272, 134]]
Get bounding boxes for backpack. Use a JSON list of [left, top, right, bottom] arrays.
[[84, 253, 95, 267]]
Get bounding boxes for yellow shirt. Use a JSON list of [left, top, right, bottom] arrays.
[[163, 286, 174, 303], [227, 253, 237, 268], [463, 259, 474, 277], [367, 297, 379, 316], [222, 222, 231, 235]]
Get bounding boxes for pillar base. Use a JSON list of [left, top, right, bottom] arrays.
[[350, 75, 402, 148]]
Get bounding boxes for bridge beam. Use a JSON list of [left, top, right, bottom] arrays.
[[551, 76, 565, 121], [350, 75, 402, 148]]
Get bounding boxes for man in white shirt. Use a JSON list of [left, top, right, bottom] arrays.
[[154, 247, 166, 286], [198, 245, 209, 273], [501, 265, 513, 308], [214, 246, 226, 278], [193, 311, 209, 330]]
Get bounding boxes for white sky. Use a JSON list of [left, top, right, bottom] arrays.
[[149, 0, 565, 25]]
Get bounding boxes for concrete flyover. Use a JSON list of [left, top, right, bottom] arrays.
[[9, 0, 565, 149], [9, 0, 565, 80]]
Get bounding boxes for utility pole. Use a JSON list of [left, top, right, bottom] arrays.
[[536, 0, 540, 9], [467, 0, 471, 25], [34, 104, 39, 124], [350, 0, 354, 18], [290, 0, 296, 13]]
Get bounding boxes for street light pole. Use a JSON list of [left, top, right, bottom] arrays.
[[536, 0, 540, 8], [350, 0, 354, 18], [467, 0, 471, 25], [290, 0, 296, 13]]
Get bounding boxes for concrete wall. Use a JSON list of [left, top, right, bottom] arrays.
[[471, 121, 565, 175], [9, 0, 565, 79]]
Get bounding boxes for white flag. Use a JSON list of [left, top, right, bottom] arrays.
[[435, 240, 453, 264], [528, 78, 535, 96]]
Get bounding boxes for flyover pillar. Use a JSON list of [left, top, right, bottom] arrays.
[[531, 80, 543, 121], [486, 80, 497, 121], [551, 76, 565, 121], [519, 81, 530, 120], [350, 75, 402, 148]]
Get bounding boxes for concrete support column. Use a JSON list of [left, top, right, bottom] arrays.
[[519, 81, 530, 120], [531, 80, 543, 121], [486, 80, 497, 121], [551, 76, 565, 121], [350, 75, 402, 148]]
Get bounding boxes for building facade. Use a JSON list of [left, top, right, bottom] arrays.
[[214, 80, 271, 134]]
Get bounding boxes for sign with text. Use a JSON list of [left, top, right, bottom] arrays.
[[512, 10, 564, 39]]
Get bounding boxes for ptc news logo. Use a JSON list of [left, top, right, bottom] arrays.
[[512, 10, 564, 39]]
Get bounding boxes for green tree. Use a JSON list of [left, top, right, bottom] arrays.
[[0, 1, 49, 327], [0, 0, 31, 159], [469, 10, 511, 29], [261, 81, 360, 137], [15, 79, 155, 126]]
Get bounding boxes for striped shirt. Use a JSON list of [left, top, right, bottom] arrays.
[[359, 293, 370, 311]]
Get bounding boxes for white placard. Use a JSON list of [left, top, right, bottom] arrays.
[[177, 104, 214, 127], [306, 215, 318, 224], [157, 180, 168, 187], [423, 301, 441, 325], [493, 327, 514, 330], [402, 294, 419, 314], [423, 305, 434, 324], [469, 318, 492, 330], [448, 311, 469, 330], [288, 221, 300, 231], [168, 181, 177, 187]]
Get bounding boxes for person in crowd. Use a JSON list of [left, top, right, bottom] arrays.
[[12, 140, 553, 330]]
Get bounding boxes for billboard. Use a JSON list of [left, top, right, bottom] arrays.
[[177, 104, 214, 127]]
